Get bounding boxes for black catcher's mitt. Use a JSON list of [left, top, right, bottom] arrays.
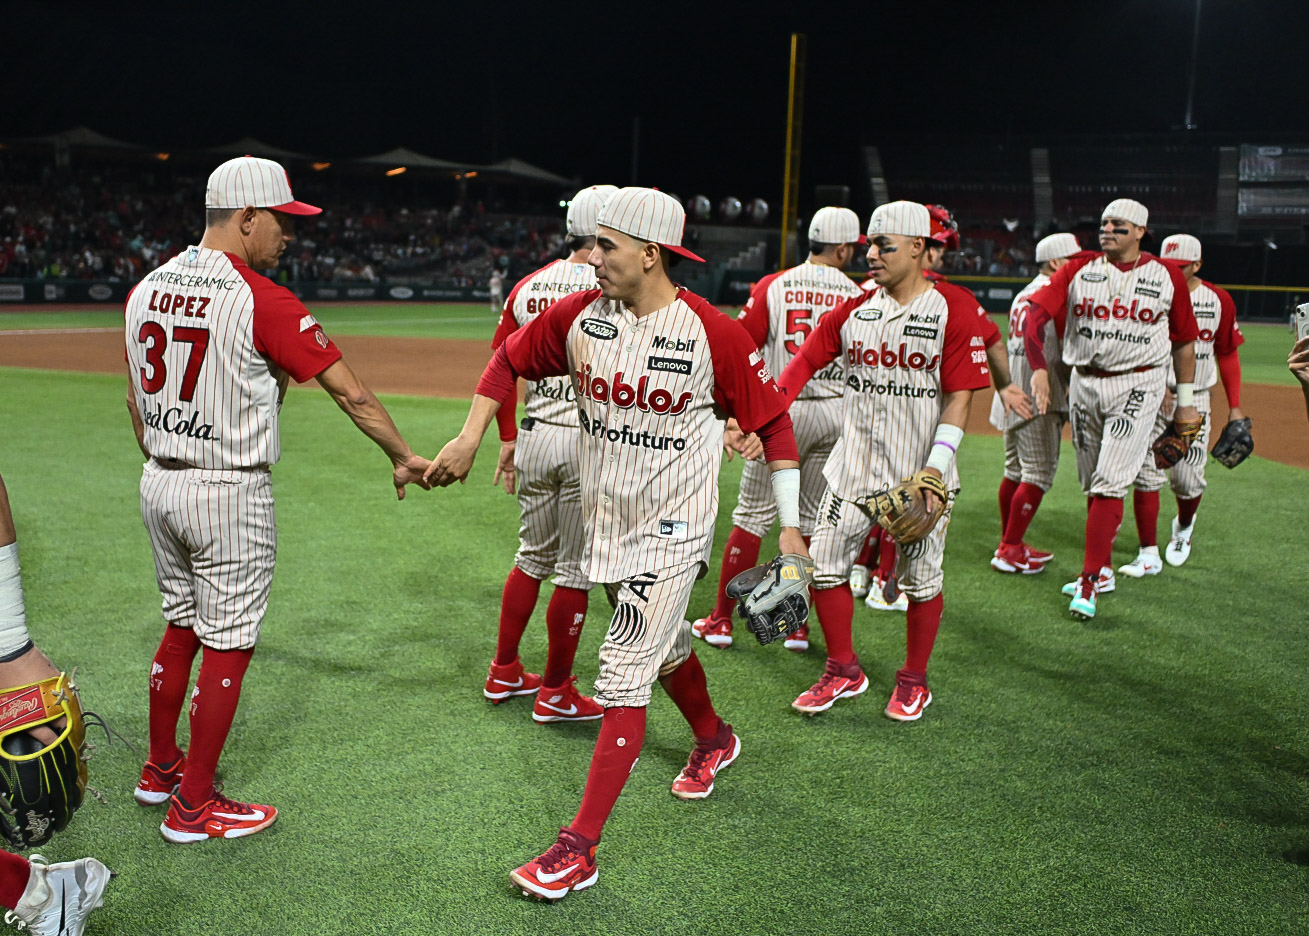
[[1151, 413, 1205, 470], [1210, 417, 1253, 468], [0, 673, 88, 849], [725, 555, 815, 646]]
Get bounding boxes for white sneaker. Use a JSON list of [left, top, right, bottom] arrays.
[[1118, 547, 1163, 578], [4, 854, 112, 936], [1165, 517, 1194, 567], [865, 586, 908, 612], [848, 564, 871, 598], [1062, 566, 1115, 596]]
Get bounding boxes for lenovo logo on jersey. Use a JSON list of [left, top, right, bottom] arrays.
[[647, 356, 692, 374], [846, 340, 941, 372], [581, 318, 618, 340], [1072, 296, 1160, 324], [574, 365, 694, 415], [651, 335, 697, 352]]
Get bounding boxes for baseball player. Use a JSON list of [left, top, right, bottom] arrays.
[[484, 185, 617, 722], [1120, 234, 1245, 575], [1023, 198, 1199, 619], [125, 156, 432, 843], [488, 267, 505, 313], [691, 206, 864, 652], [777, 201, 991, 722], [0, 471, 111, 935], [990, 232, 1083, 573], [425, 188, 807, 901]]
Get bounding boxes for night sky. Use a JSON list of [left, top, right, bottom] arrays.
[[10, 0, 1309, 201]]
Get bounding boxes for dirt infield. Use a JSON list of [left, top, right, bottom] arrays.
[[3, 329, 1305, 468]]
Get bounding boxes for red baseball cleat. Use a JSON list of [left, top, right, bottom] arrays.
[[691, 615, 733, 648], [1024, 544, 1053, 564], [533, 676, 604, 724], [990, 542, 1046, 574], [783, 623, 810, 653], [671, 730, 741, 800], [510, 829, 599, 901], [160, 789, 278, 843], [484, 657, 542, 704], [792, 659, 869, 715], [885, 679, 933, 722], [135, 754, 186, 806]]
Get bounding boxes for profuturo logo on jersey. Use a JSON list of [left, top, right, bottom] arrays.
[[574, 365, 694, 415], [1072, 297, 1159, 324], [845, 340, 941, 372]]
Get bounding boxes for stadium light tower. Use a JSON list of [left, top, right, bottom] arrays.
[[1184, 0, 1202, 130]]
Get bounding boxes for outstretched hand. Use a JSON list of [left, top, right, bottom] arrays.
[[393, 454, 433, 500], [493, 441, 517, 495], [423, 435, 480, 488]]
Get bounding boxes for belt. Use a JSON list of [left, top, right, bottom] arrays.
[[1076, 364, 1157, 379], [154, 457, 265, 472]]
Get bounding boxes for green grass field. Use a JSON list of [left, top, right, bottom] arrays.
[[1, 302, 1304, 386], [0, 363, 1305, 936]]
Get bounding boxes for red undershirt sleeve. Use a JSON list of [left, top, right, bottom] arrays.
[[1165, 264, 1198, 342], [756, 410, 800, 463], [777, 297, 851, 398], [736, 273, 778, 349], [1023, 305, 1054, 370]]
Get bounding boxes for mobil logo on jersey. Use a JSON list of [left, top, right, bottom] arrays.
[[574, 363, 694, 415], [846, 340, 940, 372], [1072, 296, 1161, 324]]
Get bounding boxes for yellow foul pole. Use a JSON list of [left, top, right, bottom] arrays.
[[779, 32, 806, 271]]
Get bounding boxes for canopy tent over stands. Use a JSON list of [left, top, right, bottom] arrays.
[[201, 137, 317, 161], [479, 157, 574, 187], [14, 125, 145, 151], [352, 147, 468, 172]]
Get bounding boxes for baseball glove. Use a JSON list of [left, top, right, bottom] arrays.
[[866, 470, 951, 545], [1210, 416, 1253, 468], [725, 554, 815, 646], [0, 673, 88, 849], [1151, 413, 1206, 469]]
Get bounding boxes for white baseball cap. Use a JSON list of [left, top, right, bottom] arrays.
[[597, 187, 705, 262], [1101, 198, 1148, 229], [206, 155, 321, 216], [1035, 232, 1082, 263], [566, 185, 619, 237], [808, 207, 865, 246], [1160, 233, 1202, 262], [867, 201, 931, 239]]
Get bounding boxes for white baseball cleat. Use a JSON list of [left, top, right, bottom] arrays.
[[5, 854, 113, 936], [1164, 517, 1194, 567], [1062, 566, 1115, 596], [848, 564, 871, 599], [1118, 547, 1163, 578]]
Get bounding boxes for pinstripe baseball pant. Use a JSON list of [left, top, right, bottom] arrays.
[[1068, 370, 1167, 499], [731, 397, 841, 538], [1132, 389, 1212, 498], [513, 421, 591, 590], [594, 561, 701, 707]]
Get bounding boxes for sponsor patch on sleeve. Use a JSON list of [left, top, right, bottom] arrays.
[[299, 314, 319, 332]]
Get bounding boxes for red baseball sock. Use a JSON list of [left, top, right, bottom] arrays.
[[812, 585, 856, 663], [1134, 489, 1160, 547], [711, 527, 762, 621], [148, 624, 201, 766], [878, 534, 898, 583], [0, 851, 30, 911], [1177, 495, 1201, 528], [569, 706, 647, 841], [495, 566, 542, 666], [1002, 482, 1046, 547], [904, 593, 944, 677], [998, 476, 1020, 537], [659, 652, 721, 741], [177, 646, 254, 807], [855, 529, 879, 568], [1082, 496, 1125, 580], [542, 586, 589, 688]]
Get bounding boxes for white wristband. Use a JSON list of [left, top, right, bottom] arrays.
[[0, 542, 33, 658], [925, 424, 964, 475], [1175, 382, 1194, 407], [771, 467, 801, 529]]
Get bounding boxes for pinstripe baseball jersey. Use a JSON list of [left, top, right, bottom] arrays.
[[502, 288, 788, 583], [493, 259, 598, 426], [736, 261, 863, 401], [926, 272, 1003, 349], [1027, 252, 1198, 371], [1183, 280, 1243, 391], [1008, 272, 1067, 410], [788, 284, 991, 500], [125, 246, 341, 468]]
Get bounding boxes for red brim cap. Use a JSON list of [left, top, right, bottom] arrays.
[[663, 243, 706, 263], [271, 199, 323, 216]]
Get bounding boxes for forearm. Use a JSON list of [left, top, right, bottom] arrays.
[[1022, 305, 1052, 369], [939, 389, 973, 431], [777, 352, 819, 400], [1216, 350, 1242, 410], [1171, 341, 1197, 386], [986, 344, 1011, 390], [126, 382, 149, 458], [330, 382, 415, 464], [457, 394, 503, 445]]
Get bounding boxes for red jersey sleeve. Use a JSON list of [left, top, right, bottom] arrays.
[[236, 259, 342, 383], [690, 294, 789, 434], [1210, 283, 1245, 355], [736, 271, 780, 348], [1023, 305, 1055, 369], [940, 290, 992, 393], [777, 295, 854, 398], [503, 289, 599, 381], [1025, 251, 1096, 317], [1162, 261, 1198, 342], [491, 274, 529, 350]]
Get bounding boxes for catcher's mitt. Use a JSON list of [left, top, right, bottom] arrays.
[[866, 470, 950, 545], [1151, 413, 1205, 469], [0, 672, 88, 849], [1210, 416, 1253, 468], [725, 554, 815, 646]]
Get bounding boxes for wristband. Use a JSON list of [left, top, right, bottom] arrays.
[[0, 542, 33, 658], [770, 467, 801, 529], [925, 424, 964, 475], [1175, 382, 1195, 407]]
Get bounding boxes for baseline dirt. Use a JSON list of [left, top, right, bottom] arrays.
[[2, 330, 1304, 468]]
